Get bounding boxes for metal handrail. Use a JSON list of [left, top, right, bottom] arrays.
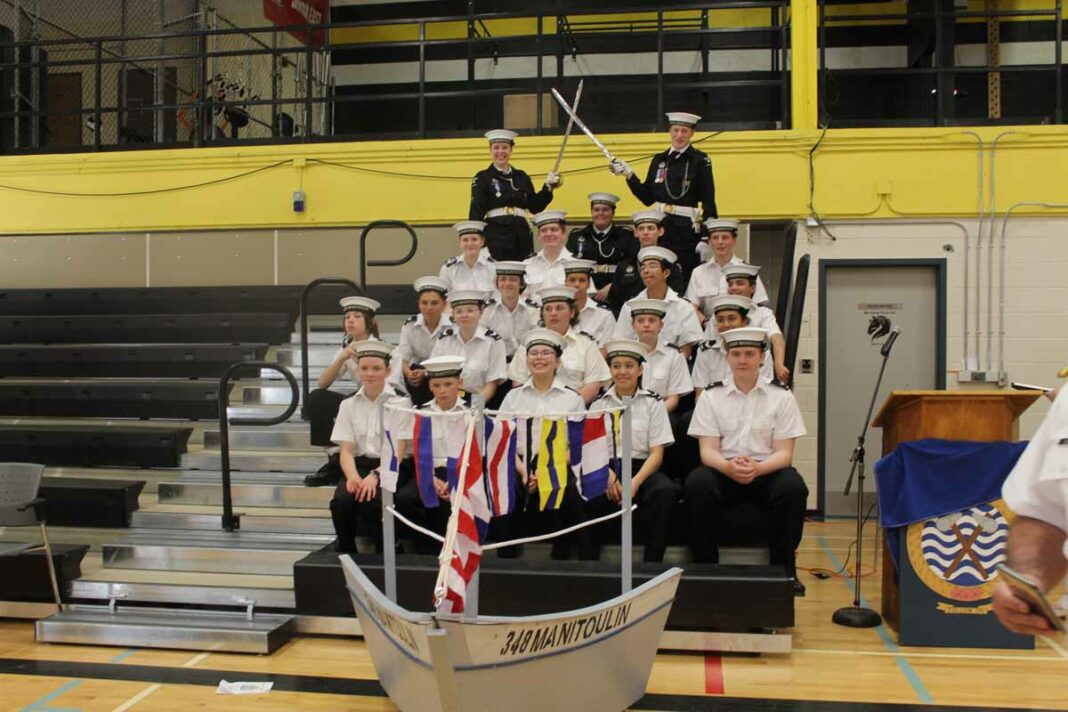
[[358, 221, 419, 292], [299, 277, 362, 406], [217, 361, 299, 532]]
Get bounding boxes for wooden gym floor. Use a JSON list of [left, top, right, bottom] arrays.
[[1, 520, 1066, 712]]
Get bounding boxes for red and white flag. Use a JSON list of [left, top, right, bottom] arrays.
[[441, 432, 490, 613]]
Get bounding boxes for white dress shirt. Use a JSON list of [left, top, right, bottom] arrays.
[[642, 340, 693, 398], [507, 328, 611, 389], [590, 386, 674, 460], [480, 298, 539, 358], [439, 253, 497, 294], [613, 288, 704, 348], [330, 386, 414, 458], [429, 325, 508, 391], [576, 301, 617, 347], [687, 377, 805, 461], [686, 255, 770, 316]]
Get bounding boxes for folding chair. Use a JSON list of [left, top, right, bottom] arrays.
[[0, 463, 63, 612]]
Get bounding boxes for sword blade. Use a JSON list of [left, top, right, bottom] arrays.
[[551, 87, 615, 162], [550, 79, 583, 175]]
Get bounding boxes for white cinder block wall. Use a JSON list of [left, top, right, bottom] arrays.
[[786, 218, 1068, 510]]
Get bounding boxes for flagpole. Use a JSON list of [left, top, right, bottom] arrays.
[[620, 406, 633, 595], [433, 412, 477, 612], [466, 398, 486, 620], [379, 400, 398, 602]]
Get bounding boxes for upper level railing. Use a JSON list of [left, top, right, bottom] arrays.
[[0, 3, 791, 153]]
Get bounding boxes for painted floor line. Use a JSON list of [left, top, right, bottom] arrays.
[[108, 683, 160, 712], [817, 534, 934, 704], [797, 647, 1066, 662], [1040, 634, 1068, 659], [18, 678, 82, 712], [181, 652, 210, 668]]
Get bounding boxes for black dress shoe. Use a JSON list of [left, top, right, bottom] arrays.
[[304, 454, 342, 487], [793, 578, 807, 597]]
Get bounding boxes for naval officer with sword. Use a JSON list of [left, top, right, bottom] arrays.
[[551, 90, 718, 288], [470, 82, 584, 262]]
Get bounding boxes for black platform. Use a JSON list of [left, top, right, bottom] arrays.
[[38, 477, 145, 527], [0, 543, 88, 602], [0, 381, 232, 419], [0, 425, 192, 468], [0, 344, 269, 378], [294, 550, 794, 631], [0, 313, 292, 344]]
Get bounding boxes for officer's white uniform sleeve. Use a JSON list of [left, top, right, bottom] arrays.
[[487, 338, 508, 382], [687, 391, 721, 438], [583, 342, 611, 385], [647, 399, 675, 448], [1003, 392, 1068, 531], [666, 350, 694, 396], [330, 398, 356, 445], [773, 391, 807, 440]]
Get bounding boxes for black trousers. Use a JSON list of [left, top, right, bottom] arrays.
[[660, 214, 701, 291], [484, 218, 533, 261], [683, 465, 807, 576], [330, 458, 420, 553], [585, 462, 680, 563], [306, 388, 345, 447], [524, 478, 592, 560]]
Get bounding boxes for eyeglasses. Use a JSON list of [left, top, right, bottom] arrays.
[[528, 349, 557, 359]]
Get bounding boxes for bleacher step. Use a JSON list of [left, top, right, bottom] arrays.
[[36, 605, 295, 654], [69, 580, 295, 609], [202, 428, 315, 450], [158, 480, 331, 508], [103, 532, 332, 575], [180, 450, 323, 472], [130, 510, 333, 535]]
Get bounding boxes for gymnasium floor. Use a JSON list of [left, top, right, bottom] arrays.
[[2, 520, 1066, 711]]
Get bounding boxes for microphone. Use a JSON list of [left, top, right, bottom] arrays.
[[880, 328, 901, 357]]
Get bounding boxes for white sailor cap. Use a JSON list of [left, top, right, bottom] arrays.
[[537, 286, 578, 304], [340, 296, 381, 313], [666, 112, 701, 127], [587, 192, 620, 208], [354, 340, 393, 361], [709, 295, 753, 315], [628, 299, 668, 319], [493, 261, 527, 277], [604, 339, 647, 363], [453, 221, 487, 236], [524, 327, 566, 353], [722, 263, 761, 282], [413, 276, 448, 295], [421, 355, 465, 379], [637, 246, 678, 265], [485, 129, 518, 144], [720, 327, 768, 350], [704, 218, 740, 234], [533, 210, 567, 227], [632, 210, 665, 225], [447, 289, 489, 307], [561, 258, 596, 275]]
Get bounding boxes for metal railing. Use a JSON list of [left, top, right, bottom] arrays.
[[358, 221, 419, 292], [216, 361, 299, 532], [0, 3, 791, 152]]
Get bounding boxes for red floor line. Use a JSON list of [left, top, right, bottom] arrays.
[[704, 654, 725, 695]]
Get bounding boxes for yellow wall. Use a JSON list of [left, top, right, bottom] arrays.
[[1, 125, 1066, 235]]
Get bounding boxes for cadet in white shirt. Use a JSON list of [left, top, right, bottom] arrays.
[[399, 356, 470, 553], [687, 218, 769, 314], [994, 382, 1068, 635], [329, 341, 416, 554], [507, 286, 611, 403], [479, 261, 539, 359], [305, 295, 386, 488], [499, 328, 590, 559], [613, 247, 704, 359], [627, 299, 694, 410], [523, 210, 576, 296], [395, 276, 452, 405], [562, 258, 616, 346], [692, 295, 774, 395], [429, 289, 507, 405], [685, 327, 808, 594], [439, 221, 498, 294], [723, 263, 789, 383], [587, 339, 679, 562]]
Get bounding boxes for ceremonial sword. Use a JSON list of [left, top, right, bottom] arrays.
[[551, 87, 617, 163], [550, 79, 583, 176]]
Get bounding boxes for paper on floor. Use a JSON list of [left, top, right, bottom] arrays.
[[217, 680, 273, 695]]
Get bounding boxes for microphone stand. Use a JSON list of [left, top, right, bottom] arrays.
[[832, 331, 898, 628]]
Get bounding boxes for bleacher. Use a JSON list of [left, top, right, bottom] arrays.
[[2, 283, 797, 655]]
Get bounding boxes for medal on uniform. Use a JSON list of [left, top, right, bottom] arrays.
[[655, 161, 667, 184], [492, 178, 502, 198]]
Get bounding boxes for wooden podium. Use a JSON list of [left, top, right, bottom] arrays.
[[871, 389, 1042, 630]]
